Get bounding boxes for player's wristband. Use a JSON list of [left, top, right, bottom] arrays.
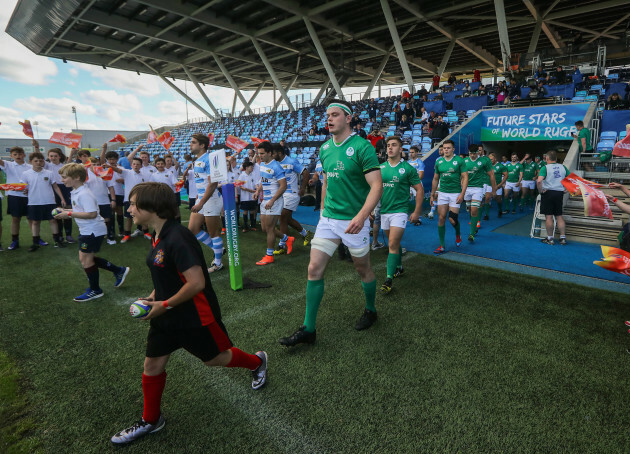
[[68, 211, 72, 217], [613, 198, 618, 203], [162, 300, 173, 310]]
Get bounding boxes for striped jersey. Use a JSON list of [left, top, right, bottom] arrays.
[[194, 153, 220, 199], [259, 159, 286, 202], [278, 155, 303, 194]]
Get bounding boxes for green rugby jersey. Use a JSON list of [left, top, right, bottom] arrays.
[[464, 156, 492, 188], [434, 155, 467, 194], [493, 162, 508, 184], [320, 134, 380, 220], [506, 162, 523, 183], [522, 161, 538, 180], [380, 159, 421, 214], [481, 155, 493, 185]]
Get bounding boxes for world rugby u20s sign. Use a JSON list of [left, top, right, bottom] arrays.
[[481, 103, 590, 141], [222, 183, 243, 290]]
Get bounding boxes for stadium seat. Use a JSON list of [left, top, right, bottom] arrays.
[[600, 131, 617, 141]]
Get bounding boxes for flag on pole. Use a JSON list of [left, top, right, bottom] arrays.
[[576, 181, 613, 219], [226, 135, 249, 153], [147, 125, 158, 144], [561, 173, 603, 195], [108, 133, 127, 143], [49, 132, 83, 148], [0, 183, 27, 191], [594, 245, 630, 277], [208, 132, 215, 147], [612, 133, 630, 158], [157, 131, 174, 150], [92, 166, 114, 180], [250, 136, 266, 147], [19, 120, 34, 139]]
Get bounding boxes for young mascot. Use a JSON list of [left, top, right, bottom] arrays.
[[111, 182, 267, 445], [54, 163, 129, 301]]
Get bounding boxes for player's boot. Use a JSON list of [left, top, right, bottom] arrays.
[[208, 262, 224, 273], [355, 309, 377, 331], [279, 326, 316, 346], [272, 246, 286, 256], [303, 230, 313, 246], [468, 234, 475, 243], [73, 288, 104, 302], [54, 240, 66, 248], [393, 266, 404, 278], [7, 240, 19, 251], [483, 214, 490, 221], [456, 235, 462, 247], [120, 235, 131, 243], [66, 235, 77, 244], [143, 233, 152, 240], [256, 255, 274, 265], [111, 415, 165, 445], [380, 278, 393, 294], [540, 238, 554, 245], [251, 351, 268, 390], [38, 239, 49, 246], [285, 236, 295, 254], [433, 246, 446, 255], [114, 267, 130, 287]]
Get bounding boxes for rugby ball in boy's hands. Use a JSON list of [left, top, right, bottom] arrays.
[[51, 208, 63, 216], [129, 301, 151, 318]]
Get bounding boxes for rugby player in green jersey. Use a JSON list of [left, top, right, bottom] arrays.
[[477, 145, 494, 222], [379, 136, 423, 294], [430, 140, 468, 254], [426, 144, 444, 220], [463, 147, 496, 242], [519, 153, 538, 211], [504, 153, 523, 214], [488, 153, 508, 218], [279, 99, 383, 347]]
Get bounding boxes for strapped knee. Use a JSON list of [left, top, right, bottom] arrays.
[[448, 211, 459, 224], [471, 200, 481, 209], [348, 244, 370, 258], [311, 237, 338, 257]]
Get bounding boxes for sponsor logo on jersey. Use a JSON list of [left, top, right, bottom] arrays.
[[392, 176, 399, 182], [335, 161, 345, 171], [346, 147, 355, 157]]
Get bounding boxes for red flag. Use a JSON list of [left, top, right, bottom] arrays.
[[594, 246, 630, 277], [577, 181, 613, 219], [226, 135, 249, 153], [147, 125, 158, 144], [250, 136, 266, 147], [108, 134, 127, 143], [19, 120, 34, 139], [234, 180, 246, 187], [561, 173, 603, 195], [0, 183, 27, 191], [49, 132, 82, 148], [175, 179, 185, 193], [613, 134, 630, 158], [92, 166, 114, 181], [208, 132, 215, 147], [157, 131, 174, 150]]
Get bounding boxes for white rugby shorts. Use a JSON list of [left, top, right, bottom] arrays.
[[381, 212, 408, 230], [521, 180, 535, 190], [314, 216, 370, 249], [464, 187, 484, 201], [261, 197, 284, 216], [201, 196, 223, 217], [283, 192, 300, 211], [505, 181, 521, 192], [437, 192, 461, 208]]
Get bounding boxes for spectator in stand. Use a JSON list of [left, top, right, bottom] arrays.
[[394, 105, 403, 127], [350, 113, 361, 128], [571, 65, 583, 85], [402, 89, 410, 100], [402, 102, 414, 121], [418, 85, 428, 97], [447, 74, 456, 86], [417, 107, 429, 125], [399, 115, 412, 133], [507, 83, 521, 103], [429, 116, 450, 142], [432, 74, 440, 91], [354, 123, 368, 139], [279, 139, 289, 155], [319, 124, 329, 135], [424, 111, 437, 131], [473, 69, 481, 83], [606, 93, 627, 110], [571, 120, 593, 154], [496, 86, 507, 104], [367, 129, 384, 149], [476, 84, 487, 96], [555, 66, 567, 85], [534, 66, 547, 80], [463, 81, 471, 96], [368, 100, 377, 122], [308, 124, 318, 136], [535, 81, 548, 98]]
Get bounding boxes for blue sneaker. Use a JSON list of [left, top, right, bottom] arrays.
[[114, 267, 130, 288], [38, 239, 49, 246], [8, 240, 19, 250], [73, 288, 104, 302]]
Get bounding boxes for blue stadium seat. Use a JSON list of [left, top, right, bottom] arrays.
[[600, 131, 617, 141]]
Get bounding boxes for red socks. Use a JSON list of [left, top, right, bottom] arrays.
[[142, 371, 166, 424], [226, 347, 262, 371]]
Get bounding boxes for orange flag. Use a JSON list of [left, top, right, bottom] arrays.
[[208, 132, 215, 147], [577, 181, 613, 219], [108, 134, 127, 143], [93, 166, 114, 180], [147, 125, 158, 144], [175, 179, 185, 193], [612, 134, 630, 158], [594, 246, 630, 277], [226, 135, 249, 153], [50, 132, 82, 148], [250, 136, 266, 147], [561, 173, 603, 196], [19, 120, 34, 139], [157, 131, 174, 150], [0, 183, 27, 191]]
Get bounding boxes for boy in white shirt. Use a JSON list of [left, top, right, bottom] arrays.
[[20, 152, 67, 251], [109, 157, 148, 242], [150, 157, 181, 223], [44, 147, 75, 244], [86, 157, 116, 244], [238, 162, 258, 232], [0, 146, 32, 250], [104, 151, 125, 239], [54, 163, 130, 301]]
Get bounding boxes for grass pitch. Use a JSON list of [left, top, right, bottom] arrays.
[[1, 208, 629, 453]]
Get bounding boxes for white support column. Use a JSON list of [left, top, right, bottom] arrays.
[[380, 0, 414, 93], [158, 75, 214, 118], [528, 18, 543, 53], [312, 78, 330, 106], [363, 53, 390, 100], [304, 18, 345, 101], [438, 39, 456, 76], [211, 53, 254, 115], [231, 91, 237, 117], [494, 0, 512, 72], [239, 82, 266, 117], [273, 74, 299, 110], [182, 66, 220, 118], [251, 38, 295, 112]]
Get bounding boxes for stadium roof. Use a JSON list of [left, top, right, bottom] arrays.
[[7, 0, 630, 113]]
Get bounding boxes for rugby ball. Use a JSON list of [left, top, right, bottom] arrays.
[[129, 301, 151, 318], [51, 208, 63, 216]]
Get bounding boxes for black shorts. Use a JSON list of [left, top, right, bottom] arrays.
[[124, 201, 133, 219], [240, 200, 257, 211], [99, 203, 113, 220], [176, 192, 182, 206], [78, 234, 104, 253], [7, 195, 28, 217], [115, 195, 124, 206], [188, 197, 196, 209], [146, 321, 233, 362], [27, 204, 56, 221], [56, 185, 72, 208], [540, 190, 564, 216]]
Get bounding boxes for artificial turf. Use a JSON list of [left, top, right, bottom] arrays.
[[0, 207, 629, 453]]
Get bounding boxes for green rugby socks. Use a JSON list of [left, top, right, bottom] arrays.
[[303, 279, 324, 332]]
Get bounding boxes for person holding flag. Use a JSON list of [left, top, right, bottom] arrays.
[[0, 147, 32, 251], [536, 151, 569, 245]]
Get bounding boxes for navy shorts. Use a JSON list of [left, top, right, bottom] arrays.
[[146, 321, 233, 361], [27, 204, 56, 221], [99, 203, 113, 220], [7, 195, 28, 217], [176, 192, 182, 206], [240, 200, 257, 211], [124, 201, 133, 219], [55, 185, 72, 208], [78, 234, 104, 253], [115, 195, 124, 206], [188, 197, 196, 209]]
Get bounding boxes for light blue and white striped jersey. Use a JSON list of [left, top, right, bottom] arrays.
[[259, 159, 286, 202], [193, 153, 220, 199], [408, 158, 425, 173], [279, 155, 303, 194], [315, 160, 323, 179]]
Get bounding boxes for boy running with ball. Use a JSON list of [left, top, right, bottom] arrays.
[[111, 182, 267, 445], [54, 163, 129, 301]]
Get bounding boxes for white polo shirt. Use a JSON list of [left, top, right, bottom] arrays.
[[120, 168, 146, 202], [140, 165, 157, 180], [20, 168, 56, 206], [45, 162, 64, 185], [238, 171, 257, 202], [150, 169, 178, 192], [1, 161, 32, 197], [70, 185, 107, 236]]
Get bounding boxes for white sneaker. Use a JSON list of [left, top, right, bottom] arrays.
[[107, 239, 116, 245], [251, 351, 268, 390], [130, 229, 143, 237], [111, 415, 165, 445], [427, 212, 434, 219], [371, 242, 385, 251], [208, 262, 224, 273]]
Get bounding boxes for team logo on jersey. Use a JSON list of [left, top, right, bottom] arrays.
[[323, 143, 330, 150], [399, 168, 405, 175], [346, 147, 355, 157], [154, 249, 165, 267], [72, 201, 76, 206], [453, 161, 458, 166], [44, 177, 49, 181]]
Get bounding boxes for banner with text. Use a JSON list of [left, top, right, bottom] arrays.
[[481, 104, 590, 141], [49, 132, 83, 148], [222, 183, 243, 290]]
